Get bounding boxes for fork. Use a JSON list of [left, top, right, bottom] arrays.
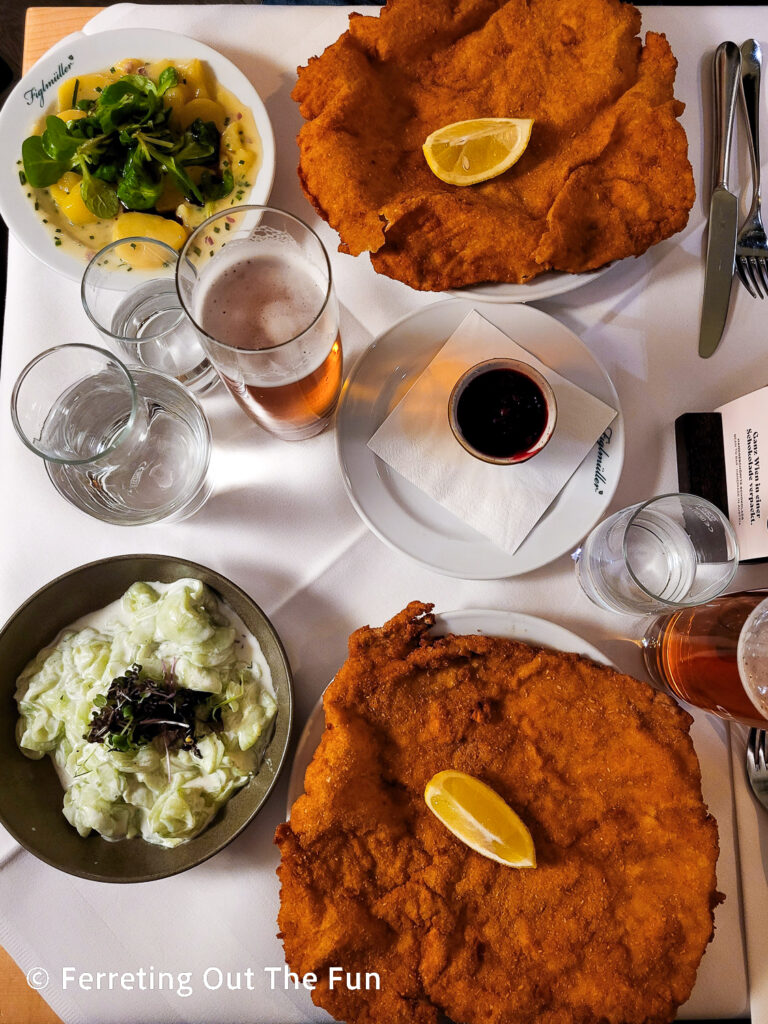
[[736, 39, 768, 298], [746, 728, 768, 811]]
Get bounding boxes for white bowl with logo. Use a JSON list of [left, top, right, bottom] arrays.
[[0, 27, 276, 280]]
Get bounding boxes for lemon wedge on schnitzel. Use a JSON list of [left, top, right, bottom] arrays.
[[423, 118, 533, 185], [425, 770, 536, 867]]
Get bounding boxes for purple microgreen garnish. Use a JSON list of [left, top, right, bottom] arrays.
[[86, 664, 211, 758]]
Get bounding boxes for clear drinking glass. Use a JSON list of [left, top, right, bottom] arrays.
[[81, 237, 219, 394], [176, 206, 343, 441], [11, 344, 212, 525], [573, 493, 738, 614], [642, 591, 768, 725]]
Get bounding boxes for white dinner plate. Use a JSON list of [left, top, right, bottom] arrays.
[[337, 299, 624, 579], [285, 608, 610, 816], [450, 263, 613, 303], [0, 28, 276, 280]]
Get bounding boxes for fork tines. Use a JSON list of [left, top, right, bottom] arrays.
[[747, 727, 767, 772], [736, 251, 768, 298]]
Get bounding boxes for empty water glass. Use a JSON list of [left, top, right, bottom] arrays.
[[81, 237, 219, 394], [11, 344, 212, 525], [573, 493, 738, 614]]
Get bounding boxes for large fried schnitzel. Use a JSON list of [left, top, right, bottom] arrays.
[[292, 0, 694, 290], [276, 602, 720, 1024]]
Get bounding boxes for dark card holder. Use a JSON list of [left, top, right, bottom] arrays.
[[675, 411, 766, 564]]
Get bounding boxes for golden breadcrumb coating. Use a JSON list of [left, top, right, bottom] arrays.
[[276, 603, 720, 1024], [292, 0, 695, 290]]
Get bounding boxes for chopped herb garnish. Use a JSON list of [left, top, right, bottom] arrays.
[[18, 170, 27, 185]]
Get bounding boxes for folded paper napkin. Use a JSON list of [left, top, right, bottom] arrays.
[[368, 310, 618, 555]]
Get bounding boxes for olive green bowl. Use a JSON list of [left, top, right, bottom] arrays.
[[0, 554, 293, 883]]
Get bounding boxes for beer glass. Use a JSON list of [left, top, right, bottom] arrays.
[[81, 237, 219, 394], [573, 493, 738, 614], [11, 344, 212, 525], [176, 206, 343, 441], [642, 592, 768, 725]]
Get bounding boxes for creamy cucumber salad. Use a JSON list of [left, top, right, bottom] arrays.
[[14, 579, 277, 848]]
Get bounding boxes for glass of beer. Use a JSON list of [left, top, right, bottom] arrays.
[[176, 206, 342, 441], [573, 493, 738, 614], [642, 591, 768, 725]]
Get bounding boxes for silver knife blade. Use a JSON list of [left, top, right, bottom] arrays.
[[699, 186, 739, 358], [699, 41, 741, 359]]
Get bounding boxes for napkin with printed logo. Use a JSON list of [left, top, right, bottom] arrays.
[[368, 310, 618, 555]]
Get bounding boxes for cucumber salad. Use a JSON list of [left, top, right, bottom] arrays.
[[14, 579, 277, 848]]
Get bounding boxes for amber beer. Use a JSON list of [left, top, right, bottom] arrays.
[[643, 591, 768, 724], [218, 335, 342, 439], [178, 207, 343, 441]]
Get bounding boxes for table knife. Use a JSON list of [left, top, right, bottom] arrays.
[[699, 41, 741, 359]]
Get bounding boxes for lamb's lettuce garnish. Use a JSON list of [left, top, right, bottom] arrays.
[[21, 66, 233, 217], [15, 579, 276, 848]]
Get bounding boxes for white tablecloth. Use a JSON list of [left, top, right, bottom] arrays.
[[0, 4, 765, 1022]]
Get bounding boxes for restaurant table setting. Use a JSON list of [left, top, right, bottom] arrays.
[[1, 3, 768, 1023]]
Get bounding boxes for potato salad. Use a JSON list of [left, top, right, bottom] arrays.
[[15, 579, 277, 848], [20, 58, 261, 262]]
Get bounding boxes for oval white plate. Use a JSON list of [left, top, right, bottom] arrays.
[[337, 299, 624, 579], [0, 28, 276, 280], [449, 264, 613, 304], [285, 608, 610, 816]]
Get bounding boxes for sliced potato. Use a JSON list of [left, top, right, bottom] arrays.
[[49, 172, 100, 226], [57, 72, 113, 109], [230, 148, 255, 175], [113, 213, 188, 261], [113, 58, 143, 76], [177, 98, 227, 132], [163, 84, 193, 123], [55, 108, 87, 123], [174, 59, 214, 99]]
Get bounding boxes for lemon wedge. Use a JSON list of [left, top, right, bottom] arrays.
[[424, 769, 536, 868], [422, 117, 534, 186]]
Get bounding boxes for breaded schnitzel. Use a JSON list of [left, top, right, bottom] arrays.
[[276, 602, 720, 1024], [292, 0, 694, 290]]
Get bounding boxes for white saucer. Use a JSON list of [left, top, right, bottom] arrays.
[[285, 608, 610, 817], [336, 299, 624, 579]]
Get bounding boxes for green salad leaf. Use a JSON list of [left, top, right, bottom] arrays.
[[21, 135, 70, 187], [79, 164, 120, 218], [20, 64, 236, 217]]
